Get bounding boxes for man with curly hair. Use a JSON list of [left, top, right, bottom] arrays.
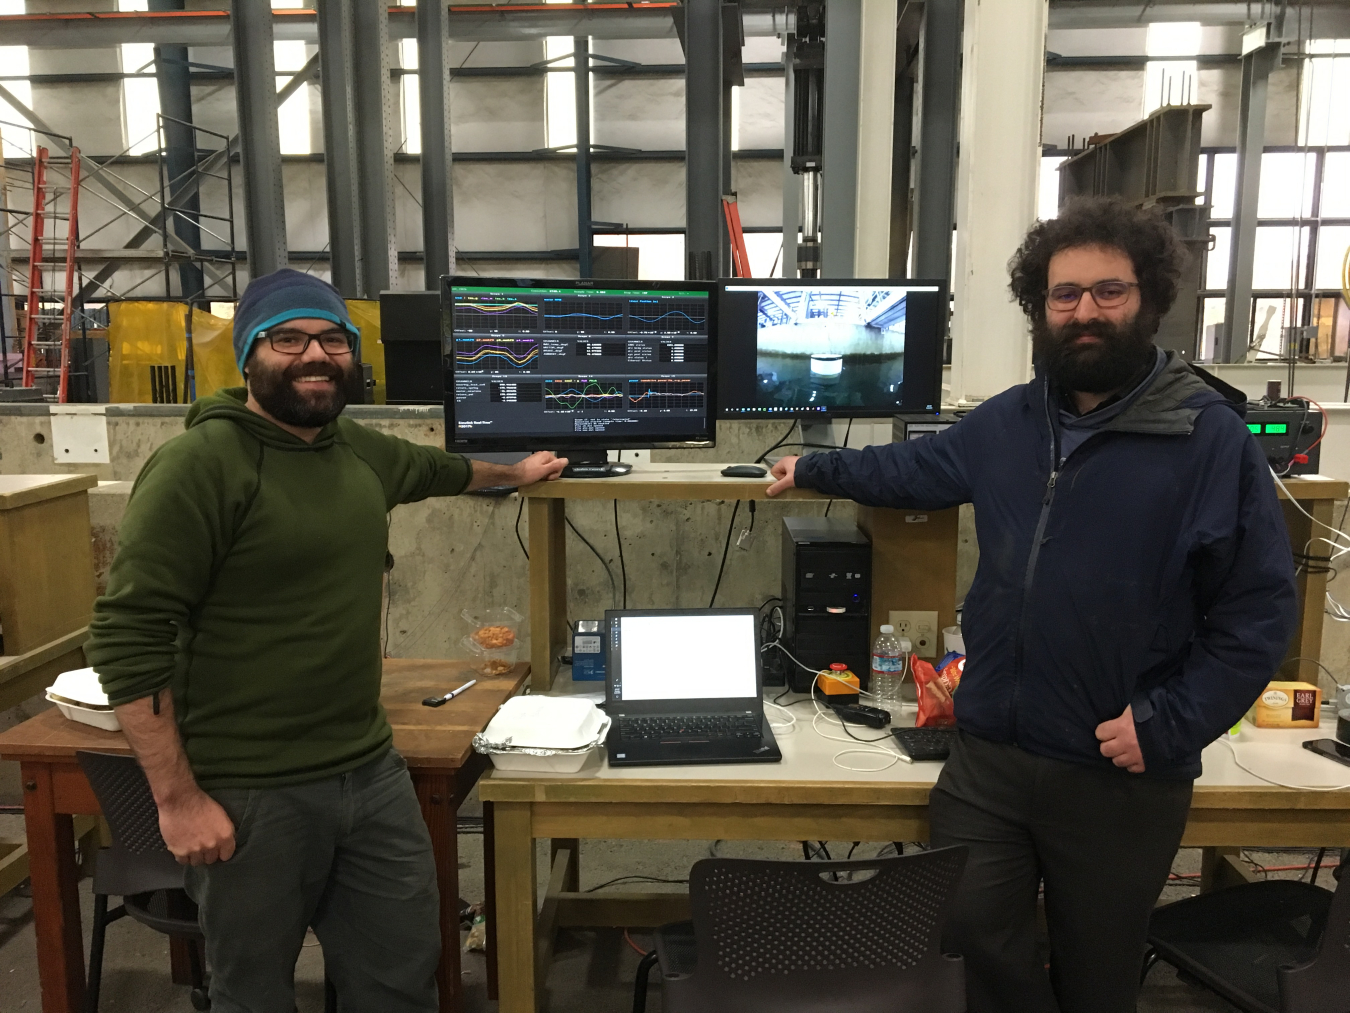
[[767, 197, 1296, 1011]]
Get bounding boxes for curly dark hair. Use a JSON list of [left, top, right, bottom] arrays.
[[1007, 196, 1189, 324]]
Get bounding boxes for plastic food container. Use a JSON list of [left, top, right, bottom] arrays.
[[46, 667, 121, 732], [461, 606, 524, 675], [942, 626, 965, 656], [473, 696, 610, 773]]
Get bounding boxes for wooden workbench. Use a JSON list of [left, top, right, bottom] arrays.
[[0, 657, 527, 1013]]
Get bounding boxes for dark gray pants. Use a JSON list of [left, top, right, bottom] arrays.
[[929, 731, 1192, 1013], [185, 749, 440, 1013]]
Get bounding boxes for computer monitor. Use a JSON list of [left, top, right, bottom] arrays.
[[716, 279, 947, 419], [444, 277, 718, 474]]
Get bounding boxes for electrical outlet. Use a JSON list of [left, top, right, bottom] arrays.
[[889, 610, 940, 659]]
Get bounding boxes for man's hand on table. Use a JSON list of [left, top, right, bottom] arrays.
[[466, 451, 568, 491], [766, 455, 801, 497], [158, 788, 237, 865], [1096, 704, 1145, 773]]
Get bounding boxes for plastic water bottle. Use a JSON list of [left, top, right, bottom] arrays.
[[870, 624, 904, 707]]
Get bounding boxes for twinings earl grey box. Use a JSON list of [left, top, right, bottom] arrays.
[[1246, 681, 1322, 728]]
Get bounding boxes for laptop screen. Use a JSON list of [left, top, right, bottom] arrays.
[[609, 612, 759, 703]]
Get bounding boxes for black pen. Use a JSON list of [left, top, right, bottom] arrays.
[[422, 679, 478, 707]]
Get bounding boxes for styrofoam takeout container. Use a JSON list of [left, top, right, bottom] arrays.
[[46, 667, 121, 731], [473, 696, 610, 773]]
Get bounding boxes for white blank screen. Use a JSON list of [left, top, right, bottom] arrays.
[[616, 614, 759, 701]]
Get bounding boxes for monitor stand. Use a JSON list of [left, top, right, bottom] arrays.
[[799, 421, 838, 455], [559, 449, 634, 479]]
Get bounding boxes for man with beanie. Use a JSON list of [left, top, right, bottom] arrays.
[[766, 199, 1297, 1011], [87, 269, 566, 1013]]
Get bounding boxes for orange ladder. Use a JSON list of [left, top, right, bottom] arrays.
[[721, 192, 752, 278], [21, 145, 81, 402]]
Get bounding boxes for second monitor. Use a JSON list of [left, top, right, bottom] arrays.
[[718, 279, 947, 418]]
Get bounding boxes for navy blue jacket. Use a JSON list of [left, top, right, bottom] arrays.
[[795, 352, 1298, 778]]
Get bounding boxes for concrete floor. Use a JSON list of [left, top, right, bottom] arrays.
[[1, 808, 1342, 1013]]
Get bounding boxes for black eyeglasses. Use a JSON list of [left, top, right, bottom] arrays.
[[264, 328, 355, 355], [1046, 280, 1140, 311]]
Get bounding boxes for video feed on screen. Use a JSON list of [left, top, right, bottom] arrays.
[[718, 282, 943, 418], [751, 287, 909, 410]]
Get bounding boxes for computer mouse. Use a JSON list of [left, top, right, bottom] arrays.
[[721, 464, 768, 478]]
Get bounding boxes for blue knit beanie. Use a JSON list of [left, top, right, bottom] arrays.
[[233, 268, 360, 372]]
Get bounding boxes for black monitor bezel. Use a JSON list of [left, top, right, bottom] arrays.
[[715, 277, 949, 420], [443, 275, 719, 453]]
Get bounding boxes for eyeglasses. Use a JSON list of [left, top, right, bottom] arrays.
[[1045, 281, 1140, 311], [264, 328, 355, 355]]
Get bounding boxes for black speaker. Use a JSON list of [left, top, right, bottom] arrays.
[[379, 290, 442, 405]]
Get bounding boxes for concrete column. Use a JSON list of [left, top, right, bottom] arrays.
[[230, 0, 288, 278], [684, 0, 722, 280], [912, 0, 960, 281], [1222, 43, 1278, 363], [419, 0, 456, 288], [575, 36, 593, 278], [853, 0, 898, 277], [820, 0, 861, 278], [948, 0, 1047, 405], [352, 0, 399, 294], [317, 0, 362, 297]]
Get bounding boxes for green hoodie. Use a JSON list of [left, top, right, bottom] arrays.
[[87, 389, 473, 789]]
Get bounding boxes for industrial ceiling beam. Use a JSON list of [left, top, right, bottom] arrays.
[[418, 0, 457, 288], [317, 0, 362, 298], [231, 0, 288, 278], [684, 0, 723, 280]]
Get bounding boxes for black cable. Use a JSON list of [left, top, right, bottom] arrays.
[[753, 442, 841, 464], [514, 497, 529, 560], [584, 875, 689, 893], [833, 712, 894, 743], [613, 499, 628, 609], [566, 515, 617, 606], [757, 419, 798, 463], [708, 500, 741, 607]]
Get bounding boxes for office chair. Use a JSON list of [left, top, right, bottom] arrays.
[[632, 845, 969, 1013], [76, 751, 338, 1013], [1141, 854, 1350, 1012]]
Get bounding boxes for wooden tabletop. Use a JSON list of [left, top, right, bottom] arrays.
[[0, 658, 529, 771], [0, 474, 98, 511], [519, 463, 827, 502], [1277, 476, 1349, 501]]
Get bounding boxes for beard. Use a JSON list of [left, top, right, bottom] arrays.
[[246, 355, 363, 429], [1031, 308, 1159, 394]]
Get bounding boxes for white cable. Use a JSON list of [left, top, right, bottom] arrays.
[[1270, 470, 1350, 550], [1220, 738, 1350, 792], [764, 698, 797, 734], [809, 695, 909, 771]]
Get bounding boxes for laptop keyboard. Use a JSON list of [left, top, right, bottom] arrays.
[[619, 713, 760, 743]]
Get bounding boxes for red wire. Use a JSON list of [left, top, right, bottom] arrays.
[[624, 929, 651, 957], [1288, 395, 1328, 455]]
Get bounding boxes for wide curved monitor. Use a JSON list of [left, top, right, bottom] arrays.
[[716, 279, 947, 419], [444, 277, 718, 457]]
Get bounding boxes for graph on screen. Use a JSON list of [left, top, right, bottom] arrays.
[[629, 300, 707, 334], [627, 378, 705, 412], [543, 378, 625, 412], [454, 337, 540, 371], [453, 298, 539, 332], [543, 299, 625, 333]]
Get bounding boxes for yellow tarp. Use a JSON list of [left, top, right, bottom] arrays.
[[107, 298, 386, 404]]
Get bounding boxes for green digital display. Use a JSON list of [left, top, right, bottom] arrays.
[[1248, 423, 1262, 433], [1265, 423, 1289, 434]]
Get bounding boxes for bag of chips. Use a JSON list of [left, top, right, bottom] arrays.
[[914, 653, 965, 728]]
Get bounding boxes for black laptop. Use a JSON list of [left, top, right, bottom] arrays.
[[604, 608, 783, 767]]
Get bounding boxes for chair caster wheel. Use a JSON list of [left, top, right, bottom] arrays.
[[190, 987, 212, 1010]]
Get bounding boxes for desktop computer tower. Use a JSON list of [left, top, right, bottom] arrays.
[[780, 518, 872, 693], [379, 291, 443, 405]]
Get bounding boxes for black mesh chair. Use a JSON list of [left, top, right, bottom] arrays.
[[633, 845, 969, 1013], [76, 750, 211, 1012], [1142, 858, 1350, 1012]]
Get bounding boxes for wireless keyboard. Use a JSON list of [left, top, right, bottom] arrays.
[[890, 726, 956, 761]]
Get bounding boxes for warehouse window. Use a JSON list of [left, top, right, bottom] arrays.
[[0, 0, 32, 159], [1143, 22, 1200, 115], [398, 0, 419, 154], [272, 0, 310, 155], [1300, 39, 1350, 146], [118, 0, 160, 156]]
